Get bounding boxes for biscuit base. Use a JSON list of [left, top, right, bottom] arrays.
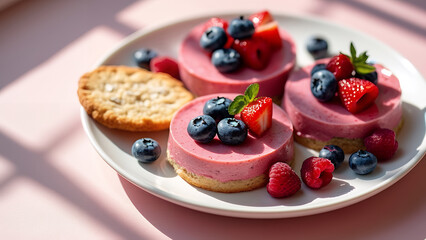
[[295, 118, 404, 153], [167, 152, 268, 193]]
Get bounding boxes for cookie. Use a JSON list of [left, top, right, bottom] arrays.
[[78, 65, 194, 131]]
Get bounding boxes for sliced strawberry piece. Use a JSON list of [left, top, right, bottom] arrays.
[[249, 10, 273, 27], [232, 37, 272, 70], [252, 21, 282, 50], [338, 78, 379, 113], [240, 97, 273, 136], [326, 54, 354, 80], [202, 17, 229, 32]]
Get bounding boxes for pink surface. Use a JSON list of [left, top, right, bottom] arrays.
[[179, 24, 296, 97], [0, 0, 425, 239], [283, 63, 402, 141], [168, 94, 293, 182]]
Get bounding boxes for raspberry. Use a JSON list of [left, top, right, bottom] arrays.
[[267, 162, 301, 198], [364, 128, 398, 161], [150, 56, 180, 80], [300, 157, 334, 189]]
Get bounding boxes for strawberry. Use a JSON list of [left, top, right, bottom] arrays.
[[228, 83, 273, 136], [267, 162, 301, 198], [252, 21, 282, 50], [249, 10, 273, 27], [326, 53, 354, 81], [338, 77, 379, 113], [232, 37, 271, 70]]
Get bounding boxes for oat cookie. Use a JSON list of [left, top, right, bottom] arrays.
[[78, 65, 193, 131]]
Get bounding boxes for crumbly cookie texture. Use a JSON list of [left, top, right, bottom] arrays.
[[78, 65, 193, 131]]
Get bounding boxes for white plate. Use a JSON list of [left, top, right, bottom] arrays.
[[81, 13, 426, 218]]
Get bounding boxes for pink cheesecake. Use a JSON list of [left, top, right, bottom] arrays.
[[167, 93, 294, 193], [178, 23, 296, 99], [282, 63, 403, 153]]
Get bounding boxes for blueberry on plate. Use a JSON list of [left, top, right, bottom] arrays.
[[211, 48, 241, 73], [310, 63, 327, 76], [349, 150, 377, 175], [187, 115, 217, 143], [310, 69, 337, 102], [203, 97, 233, 122], [319, 145, 345, 169], [200, 26, 228, 52], [133, 48, 158, 70], [355, 70, 378, 85], [132, 138, 161, 163], [227, 16, 255, 39], [306, 37, 328, 59], [217, 118, 247, 145]]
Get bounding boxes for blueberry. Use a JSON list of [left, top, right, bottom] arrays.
[[310, 69, 337, 102], [356, 71, 378, 85], [200, 26, 228, 52], [133, 48, 158, 70], [319, 145, 345, 169], [349, 150, 377, 175], [217, 118, 247, 145], [306, 37, 328, 59], [132, 138, 161, 163], [227, 16, 255, 39], [203, 97, 233, 122], [310, 63, 327, 76], [211, 48, 241, 73], [187, 115, 217, 143]]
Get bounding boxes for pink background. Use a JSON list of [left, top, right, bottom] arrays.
[[0, 0, 425, 239]]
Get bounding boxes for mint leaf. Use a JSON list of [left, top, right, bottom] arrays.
[[348, 42, 376, 75], [350, 42, 356, 62], [244, 83, 259, 102], [228, 95, 248, 115], [355, 64, 376, 75]]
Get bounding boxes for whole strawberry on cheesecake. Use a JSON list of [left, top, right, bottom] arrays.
[[167, 84, 294, 193], [282, 42, 403, 153], [178, 10, 296, 100]]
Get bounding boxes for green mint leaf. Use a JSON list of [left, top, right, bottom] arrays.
[[244, 83, 259, 102], [347, 42, 376, 75], [228, 95, 248, 115], [355, 64, 376, 75], [350, 42, 356, 61]]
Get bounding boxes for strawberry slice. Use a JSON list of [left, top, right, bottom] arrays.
[[232, 37, 271, 70], [338, 78, 379, 113], [326, 53, 354, 81], [241, 96, 273, 136], [252, 21, 282, 50], [249, 10, 273, 27]]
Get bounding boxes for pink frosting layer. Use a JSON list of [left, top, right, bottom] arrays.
[[168, 94, 294, 182], [178, 23, 296, 98], [282, 62, 402, 141]]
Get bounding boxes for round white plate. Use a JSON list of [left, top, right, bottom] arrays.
[[81, 13, 426, 218]]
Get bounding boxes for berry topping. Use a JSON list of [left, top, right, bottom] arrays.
[[267, 162, 301, 198], [187, 115, 217, 143], [300, 157, 334, 189], [233, 37, 271, 70], [211, 48, 242, 73], [310, 69, 337, 102], [364, 128, 398, 161], [319, 145, 345, 169], [133, 48, 158, 70], [150, 56, 180, 80], [310, 63, 327, 76], [200, 26, 228, 52], [131, 138, 161, 163], [203, 96, 234, 122], [248, 10, 273, 27], [338, 77, 379, 113], [227, 16, 255, 39], [349, 150, 377, 175], [202, 17, 229, 32], [252, 21, 282, 50], [355, 70, 378, 85], [217, 118, 248, 145], [306, 37, 328, 59], [228, 84, 273, 136], [326, 53, 354, 81]]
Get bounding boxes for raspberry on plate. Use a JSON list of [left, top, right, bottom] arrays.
[[364, 128, 398, 161], [267, 162, 301, 198], [300, 157, 334, 189]]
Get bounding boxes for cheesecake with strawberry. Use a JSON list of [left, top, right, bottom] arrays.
[[167, 84, 294, 193], [178, 11, 296, 100], [282, 43, 403, 153]]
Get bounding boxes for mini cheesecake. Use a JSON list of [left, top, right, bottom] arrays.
[[167, 94, 294, 193]]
